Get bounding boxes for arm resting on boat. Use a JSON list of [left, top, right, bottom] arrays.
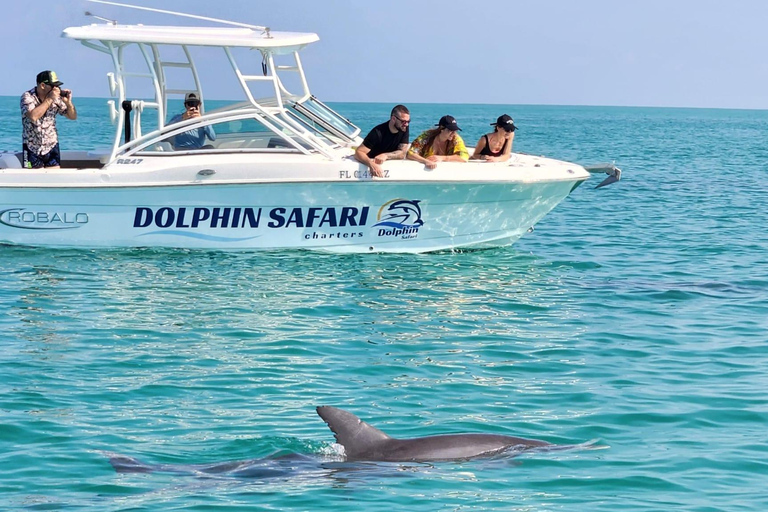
[[354, 144, 384, 177], [373, 143, 408, 163], [405, 148, 437, 169]]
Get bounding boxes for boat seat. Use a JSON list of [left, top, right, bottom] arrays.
[[155, 141, 174, 152], [268, 137, 293, 149], [0, 151, 23, 169], [87, 149, 112, 163]]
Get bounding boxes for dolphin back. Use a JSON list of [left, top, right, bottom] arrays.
[[107, 453, 156, 473], [316, 407, 567, 462], [316, 406, 391, 459]]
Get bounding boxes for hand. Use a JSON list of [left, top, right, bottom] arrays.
[[49, 87, 61, 102], [424, 161, 437, 170], [373, 154, 388, 164], [426, 155, 440, 162], [60, 89, 73, 101], [369, 161, 384, 178], [183, 109, 201, 120]]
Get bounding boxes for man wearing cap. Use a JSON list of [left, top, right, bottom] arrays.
[[471, 114, 517, 162], [407, 115, 469, 169], [20, 70, 77, 169], [354, 104, 410, 178], [167, 92, 216, 150]]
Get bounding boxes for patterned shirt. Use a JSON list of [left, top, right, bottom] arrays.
[[408, 130, 469, 161], [20, 88, 68, 155]]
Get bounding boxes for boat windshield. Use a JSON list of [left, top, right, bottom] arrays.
[[129, 111, 340, 155], [292, 96, 360, 141], [202, 100, 351, 146], [285, 108, 349, 146]]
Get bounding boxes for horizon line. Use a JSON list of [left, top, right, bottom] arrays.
[[0, 95, 765, 112]]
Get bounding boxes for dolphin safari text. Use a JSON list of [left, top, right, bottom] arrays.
[[133, 206, 370, 229]]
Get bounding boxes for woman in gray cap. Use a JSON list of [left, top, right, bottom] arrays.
[[471, 114, 517, 162]]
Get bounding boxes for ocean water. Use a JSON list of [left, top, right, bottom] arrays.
[[2, 97, 768, 511]]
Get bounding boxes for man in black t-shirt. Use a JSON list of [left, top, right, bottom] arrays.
[[354, 105, 410, 177]]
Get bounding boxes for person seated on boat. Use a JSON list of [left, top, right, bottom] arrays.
[[354, 104, 410, 178], [406, 115, 469, 169], [168, 93, 216, 150], [20, 70, 77, 169], [471, 114, 517, 162]]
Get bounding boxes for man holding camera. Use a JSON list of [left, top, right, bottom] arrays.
[[20, 70, 77, 169], [167, 92, 216, 150]]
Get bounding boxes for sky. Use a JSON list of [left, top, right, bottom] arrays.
[[1, 0, 767, 109]]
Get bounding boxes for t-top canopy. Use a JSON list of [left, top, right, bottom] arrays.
[[62, 24, 319, 53]]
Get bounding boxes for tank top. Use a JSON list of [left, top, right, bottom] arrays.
[[479, 134, 508, 157]]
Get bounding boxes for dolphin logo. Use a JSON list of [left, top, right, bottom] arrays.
[[373, 199, 424, 229]]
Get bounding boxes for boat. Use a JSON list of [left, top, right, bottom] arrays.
[[0, 1, 621, 254]]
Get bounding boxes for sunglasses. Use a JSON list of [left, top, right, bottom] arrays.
[[392, 115, 410, 125]]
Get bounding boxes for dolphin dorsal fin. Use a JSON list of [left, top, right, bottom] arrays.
[[316, 406, 391, 457]]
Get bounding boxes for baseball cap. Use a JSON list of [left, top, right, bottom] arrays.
[[493, 114, 517, 132], [184, 92, 201, 105], [37, 70, 63, 87], [436, 115, 461, 131]]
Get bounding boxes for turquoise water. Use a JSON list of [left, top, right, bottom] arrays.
[[2, 97, 768, 511]]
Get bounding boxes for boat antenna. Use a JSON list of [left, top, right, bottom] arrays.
[[86, 0, 271, 36], [84, 11, 117, 25]]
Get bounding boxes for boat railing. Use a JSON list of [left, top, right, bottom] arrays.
[[77, 38, 163, 153], [220, 47, 349, 156], [74, 34, 339, 161], [152, 44, 203, 121], [65, 2, 355, 162]]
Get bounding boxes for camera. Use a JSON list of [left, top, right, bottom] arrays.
[[61, 90, 70, 98]]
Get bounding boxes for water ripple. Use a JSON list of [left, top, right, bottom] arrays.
[[2, 103, 768, 511]]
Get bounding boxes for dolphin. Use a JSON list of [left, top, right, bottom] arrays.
[[316, 406, 557, 462], [106, 407, 596, 477]]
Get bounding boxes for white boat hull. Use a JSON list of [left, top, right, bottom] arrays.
[[0, 156, 587, 253]]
